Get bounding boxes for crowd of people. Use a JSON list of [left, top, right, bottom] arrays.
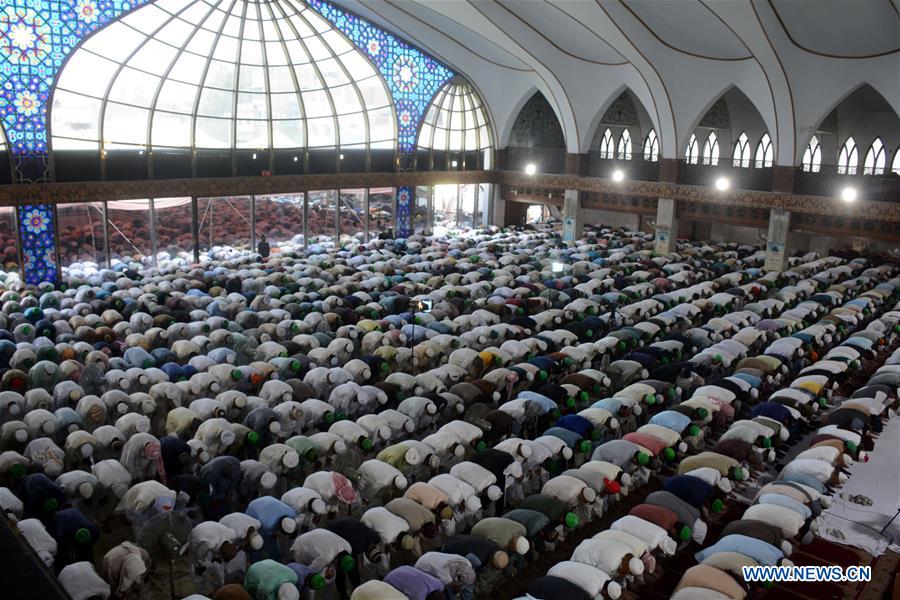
[[0, 221, 896, 600]]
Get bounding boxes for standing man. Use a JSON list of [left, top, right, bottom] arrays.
[[257, 235, 270, 259]]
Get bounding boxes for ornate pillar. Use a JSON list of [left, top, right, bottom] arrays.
[[562, 190, 582, 241], [653, 198, 677, 255], [396, 186, 413, 238], [1, 1, 153, 285], [764, 166, 796, 272], [764, 208, 791, 272]]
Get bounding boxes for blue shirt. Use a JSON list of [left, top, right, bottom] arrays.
[[695, 534, 784, 566], [663, 475, 713, 507], [732, 372, 763, 388], [518, 392, 558, 413], [246, 496, 298, 533], [592, 398, 623, 413], [649, 410, 692, 434], [555, 414, 594, 437], [845, 336, 874, 350], [751, 402, 792, 423], [542, 427, 583, 448], [779, 472, 827, 494], [757, 493, 812, 520]]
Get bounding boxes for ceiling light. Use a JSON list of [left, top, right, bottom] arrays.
[[293, 156, 298, 162], [339, 154, 344, 160], [252, 153, 257, 160], [612, 169, 625, 183], [451, 160, 458, 167], [524, 163, 537, 175], [715, 177, 730, 191], [840, 186, 857, 203]]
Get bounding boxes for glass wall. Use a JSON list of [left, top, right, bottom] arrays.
[[368, 188, 395, 240], [339, 189, 366, 246], [256, 194, 305, 252], [527, 205, 547, 224], [477, 183, 490, 227], [106, 199, 151, 268], [48, 178, 492, 277], [0, 208, 18, 276], [308, 190, 337, 245], [414, 186, 430, 235], [58, 203, 106, 270], [197, 196, 252, 252], [153, 197, 193, 262], [459, 184, 477, 229], [434, 184, 459, 236]]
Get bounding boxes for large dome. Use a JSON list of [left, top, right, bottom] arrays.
[[50, 0, 396, 152]]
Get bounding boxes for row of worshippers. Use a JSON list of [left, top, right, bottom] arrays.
[[671, 293, 898, 599], [516, 265, 899, 599], [0, 221, 894, 599]]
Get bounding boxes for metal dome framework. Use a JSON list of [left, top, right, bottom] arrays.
[[50, 0, 397, 155], [415, 79, 492, 171]]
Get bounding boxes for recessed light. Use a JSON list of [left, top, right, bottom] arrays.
[[840, 187, 857, 203]]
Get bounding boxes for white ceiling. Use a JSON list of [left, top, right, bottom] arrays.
[[334, 0, 900, 165]]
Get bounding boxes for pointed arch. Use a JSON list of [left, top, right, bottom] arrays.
[[838, 136, 858, 175], [643, 129, 659, 162], [733, 132, 750, 168], [892, 146, 900, 175], [755, 133, 774, 168], [863, 138, 885, 175], [617, 128, 632, 160], [679, 83, 773, 162], [795, 82, 900, 166], [802, 135, 822, 172], [582, 85, 658, 155], [507, 90, 567, 150], [701, 131, 719, 166], [498, 85, 540, 148], [686, 133, 699, 164], [599, 128, 615, 159]]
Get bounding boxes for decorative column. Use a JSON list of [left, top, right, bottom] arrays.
[[1, 1, 152, 285], [654, 198, 677, 255], [764, 208, 791, 272], [764, 166, 795, 272], [562, 190, 582, 242], [396, 186, 413, 238]]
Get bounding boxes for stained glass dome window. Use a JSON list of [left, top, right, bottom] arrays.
[[50, 0, 397, 153], [417, 80, 491, 153]]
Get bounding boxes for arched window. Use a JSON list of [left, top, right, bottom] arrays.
[[837, 137, 858, 175], [755, 133, 774, 168], [802, 135, 822, 172], [599, 128, 614, 159], [686, 134, 699, 164], [617, 129, 632, 160], [732, 132, 750, 168], [643, 130, 659, 162], [702, 131, 719, 166], [417, 81, 492, 154], [863, 138, 885, 175], [892, 147, 900, 175], [50, 0, 399, 154]]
